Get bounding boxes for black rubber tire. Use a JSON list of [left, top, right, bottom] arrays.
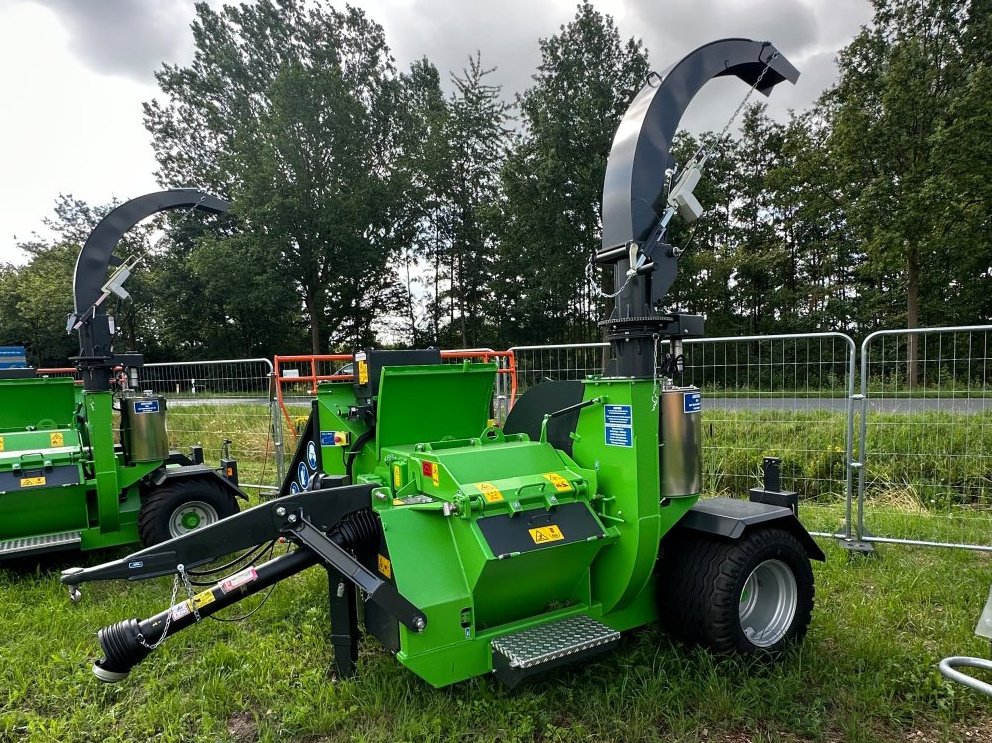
[[138, 478, 240, 546], [657, 527, 814, 657]]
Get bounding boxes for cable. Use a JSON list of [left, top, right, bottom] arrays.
[[187, 539, 277, 583], [207, 541, 283, 623]]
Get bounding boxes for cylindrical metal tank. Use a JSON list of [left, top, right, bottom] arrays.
[[121, 396, 169, 463], [660, 387, 702, 498]]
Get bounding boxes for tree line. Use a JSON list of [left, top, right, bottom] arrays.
[[1, 0, 990, 367]]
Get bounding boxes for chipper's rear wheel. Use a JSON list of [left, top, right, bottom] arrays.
[[658, 527, 814, 656], [138, 479, 239, 546]]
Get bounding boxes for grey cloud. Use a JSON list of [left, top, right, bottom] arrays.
[[34, 0, 873, 129], [30, 0, 195, 83], [618, 0, 872, 131], [628, 0, 820, 61], [354, 0, 567, 100]]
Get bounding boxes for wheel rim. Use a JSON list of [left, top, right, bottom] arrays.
[[168, 500, 221, 537], [739, 558, 798, 648]]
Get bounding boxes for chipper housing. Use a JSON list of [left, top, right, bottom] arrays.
[[63, 38, 824, 690]]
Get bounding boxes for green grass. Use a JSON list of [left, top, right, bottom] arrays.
[[1, 506, 990, 742], [2, 405, 991, 741]]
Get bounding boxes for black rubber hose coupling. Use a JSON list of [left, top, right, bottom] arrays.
[[93, 618, 152, 683]]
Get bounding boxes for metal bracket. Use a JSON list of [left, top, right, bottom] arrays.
[[287, 515, 427, 633], [60, 481, 369, 586]]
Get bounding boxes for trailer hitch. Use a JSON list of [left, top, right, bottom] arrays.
[[63, 481, 427, 681]]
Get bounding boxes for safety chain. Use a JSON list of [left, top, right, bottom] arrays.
[[135, 569, 181, 650], [588, 249, 635, 300], [684, 51, 779, 176], [134, 563, 200, 651], [179, 563, 202, 623]]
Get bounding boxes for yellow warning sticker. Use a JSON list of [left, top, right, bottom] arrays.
[[476, 482, 504, 503], [543, 473, 573, 493], [377, 554, 392, 579], [431, 462, 440, 487], [191, 589, 216, 611], [50, 432, 64, 447], [20, 477, 46, 487], [393, 464, 402, 488], [529, 525, 565, 544], [357, 359, 369, 385], [0, 436, 4, 452]]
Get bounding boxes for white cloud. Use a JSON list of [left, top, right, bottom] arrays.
[[0, 0, 873, 266]]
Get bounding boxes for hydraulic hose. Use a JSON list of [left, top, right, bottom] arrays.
[[92, 510, 381, 682]]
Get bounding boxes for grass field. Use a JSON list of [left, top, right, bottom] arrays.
[[2, 405, 992, 742]]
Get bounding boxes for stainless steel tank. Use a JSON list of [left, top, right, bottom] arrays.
[[660, 387, 702, 498], [121, 396, 169, 463]]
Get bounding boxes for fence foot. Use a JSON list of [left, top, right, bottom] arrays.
[[835, 522, 877, 557], [838, 537, 876, 557]]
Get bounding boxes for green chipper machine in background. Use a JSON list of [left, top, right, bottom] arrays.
[[0, 192, 246, 561], [62, 39, 825, 689]]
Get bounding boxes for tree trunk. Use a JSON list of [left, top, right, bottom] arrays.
[[906, 247, 920, 387], [305, 286, 322, 355], [405, 252, 417, 345]]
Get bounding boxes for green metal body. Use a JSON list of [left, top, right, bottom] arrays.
[[313, 361, 699, 687], [0, 376, 162, 553]]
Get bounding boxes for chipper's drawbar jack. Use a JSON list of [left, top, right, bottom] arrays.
[[63, 481, 426, 682]]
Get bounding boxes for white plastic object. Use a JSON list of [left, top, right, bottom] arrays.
[[102, 262, 133, 301], [668, 164, 704, 222]]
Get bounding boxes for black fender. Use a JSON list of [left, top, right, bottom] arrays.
[[147, 464, 249, 501], [670, 496, 825, 561]]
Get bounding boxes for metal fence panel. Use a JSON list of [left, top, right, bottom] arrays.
[[138, 358, 280, 493], [510, 334, 857, 528], [858, 326, 992, 551], [682, 333, 856, 519], [510, 343, 609, 398]]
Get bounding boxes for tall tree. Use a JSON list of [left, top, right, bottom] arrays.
[[441, 54, 512, 348], [826, 0, 991, 379], [497, 1, 649, 345], [145, 0, 414, 353]]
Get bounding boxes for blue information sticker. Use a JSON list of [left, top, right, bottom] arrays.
[[133, 399, 160, 414], [289, 482, 301, 494], [604, 404, 632, 426], [605, 425, 633, 447], [297, 462, 310, 488], [320, 431, 336, 446], [683, 391, 701, 414], [306, 441, 319, 470]]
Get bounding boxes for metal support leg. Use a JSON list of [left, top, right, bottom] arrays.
[[328, 568, 359, 678]]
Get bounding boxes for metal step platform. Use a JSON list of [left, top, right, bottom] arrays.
[[0, 531, 81, 559], [491, 614, 620, 687]]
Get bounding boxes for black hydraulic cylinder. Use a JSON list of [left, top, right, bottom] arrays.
[[93, 548, 318, 682]]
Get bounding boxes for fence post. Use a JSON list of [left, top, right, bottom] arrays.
[[268, 371, 285, 488]]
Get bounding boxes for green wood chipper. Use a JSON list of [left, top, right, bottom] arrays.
[[0, 192, 246, 561], [62, 39, 825, 689]]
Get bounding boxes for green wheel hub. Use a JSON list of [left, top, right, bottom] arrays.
[[168, 500, 220, 538]]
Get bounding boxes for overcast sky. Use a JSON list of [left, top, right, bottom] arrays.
[[0, 0, 872, 265]]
